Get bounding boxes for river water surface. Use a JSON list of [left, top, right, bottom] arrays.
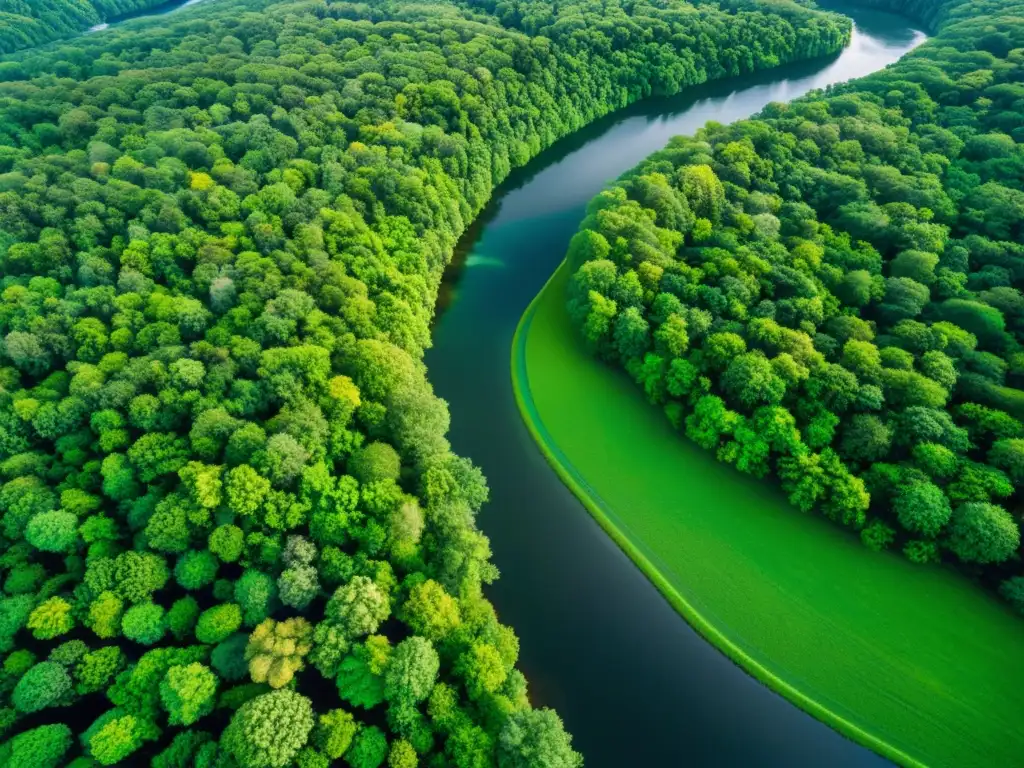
[[425, 5, 926, 766]]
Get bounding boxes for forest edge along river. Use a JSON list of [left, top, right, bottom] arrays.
[[84, 0, 213, 35], [427, 5, 926, 768], [20, 0, 928, 763]]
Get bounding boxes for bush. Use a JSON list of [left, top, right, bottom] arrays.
[[167, 596, 201, 640], [174, 550, 219, 591], [82, 709, 150, 765], [346, 726, 389, 768], [860, 519, 896, 551], [121, 602, 167, 645], [74, 646, 124, 695], [160, 662, 218, 725], [222, 689, 314, 768], [1000, 577, 1024, 615], [209, 525, 244, 563], [947, 502, 1020, 564], [314, 708, 358, 760], [196, 603, 243, 644], [25, 510, 79, 553], [904, 540, 941, 564], [12, 661, 72, 713], [0, 723, 72, 768], [235, 569, 277, 626], [348, 443, 402, 485], [497, 709, 582, 768], [27, 596, 74, 640], [212, 633, 251, 682], [894, 482, 952, 538]]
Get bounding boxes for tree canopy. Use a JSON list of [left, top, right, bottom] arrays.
[[0, 0, 173, 54], [0, 0, 851, 759], [566, 0, 1024, 617]]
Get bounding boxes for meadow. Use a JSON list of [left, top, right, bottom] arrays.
[[514, 261, 1024, 767]]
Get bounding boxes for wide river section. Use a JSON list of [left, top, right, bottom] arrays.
[[425, 4, 926, 766]]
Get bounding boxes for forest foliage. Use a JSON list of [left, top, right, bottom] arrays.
[[565, 0, 1024, 613], [0, 0, 855, 764], [0, 0, 176, 55]]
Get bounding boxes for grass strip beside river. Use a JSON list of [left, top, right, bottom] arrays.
[[513, 260, 1024, 768]]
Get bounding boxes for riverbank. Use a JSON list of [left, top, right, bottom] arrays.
[[510, 0, 1024, 762], [512, 264, 918, 766], [513, 240, 1024, 768], [85, 0, 211, 34], [0, 0, 209, 55], [427, 4, 939, 764]]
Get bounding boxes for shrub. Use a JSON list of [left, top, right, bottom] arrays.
[[0, 723, 72, 768], [196, 603, 243, 644], [160, 662, 218, 725], [1000, 577, 1024, 615], [174, 550, 219, 591], [25, 510, 79, 553], [947, 502, 1020, 564], [12, 661, 72, 713], [27, 597, 74, 640], [222, 689, 314, 768], [121, 602, 167, 645], [860, 519, 896, 551], [346, 726, 388, 768]]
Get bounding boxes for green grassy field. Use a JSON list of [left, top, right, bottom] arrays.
[[513, 261, 1024, 768]]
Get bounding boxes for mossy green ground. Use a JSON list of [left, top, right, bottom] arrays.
[[514, 261, 1024, 767]]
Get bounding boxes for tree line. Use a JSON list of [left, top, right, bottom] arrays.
[[0, 0, 177, 55], [566, 0, 1024, 615], [0, 0, 855, 764]]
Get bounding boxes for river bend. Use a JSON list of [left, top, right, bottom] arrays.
[[425, 5, 926, 766]]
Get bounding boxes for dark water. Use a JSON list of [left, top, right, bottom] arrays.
[[425, 5, 925, 767]]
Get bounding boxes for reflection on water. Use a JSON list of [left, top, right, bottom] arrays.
[[464, 255, 504, 269], [426, 3, 925, 767]]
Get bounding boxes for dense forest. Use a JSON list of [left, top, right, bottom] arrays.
[[0, 0, 178, 55], [566, 0, 1024, 613], [0, 0, 857, 764]]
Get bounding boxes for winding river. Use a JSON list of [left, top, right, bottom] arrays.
[[85, 0, 211, 34], [426, 5, 926, 766], [30, 0, 924, 761]]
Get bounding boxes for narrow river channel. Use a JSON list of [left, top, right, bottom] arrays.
[[425, 5, 926, 766], [85, 0, 212, 34]]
